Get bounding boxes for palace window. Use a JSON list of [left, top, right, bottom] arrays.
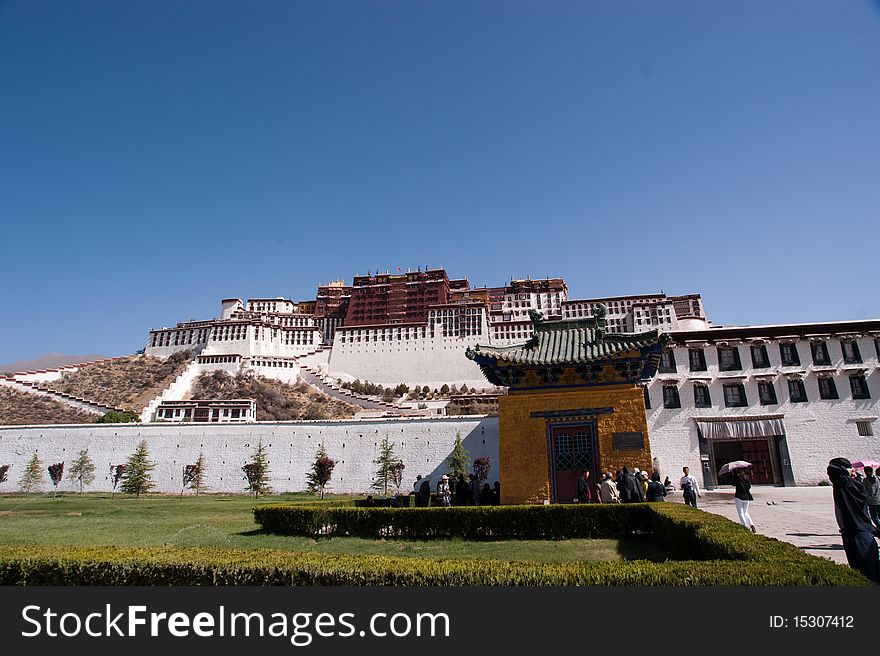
[[693, 384, 712, 408], [780, 342, 800, 367], [842, 340, 862, 364], [689, 348, 707, 372], [662, 385, 681, 409], [718, 346, 742, 371], [856, 420, 874, 437], [757, 381, 778, 405], [850, 375, 871, 400], [750, 345, 770, 368], [818, 376, 839, 400], [875, 338, 880, 360], [658, 350, 677, 373], [722, 383, 747, 408], [811, 342, 831, 366], [788, 379, 808, 403]]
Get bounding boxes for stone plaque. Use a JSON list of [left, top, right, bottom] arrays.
[[612, 431, 645, 451]]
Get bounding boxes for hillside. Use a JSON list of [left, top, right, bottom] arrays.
[[49, 351, 193, 412], [0, 387, 97, 426], [190, 370, 359, 421]]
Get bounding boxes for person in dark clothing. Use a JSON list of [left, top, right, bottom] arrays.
[[646, 472, 667, 502], [827, 457, 880, 584], [733, 469, 756, 533], [479, 482, 494, 506], [619, 466, 644, 503], [415, 479, 431, 507], [493, 481, 501, 505], [454, 474, 469, 506], [577, 470, 592, 503]]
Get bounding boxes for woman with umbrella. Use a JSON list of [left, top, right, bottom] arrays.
[[720, 461, 756, 533]]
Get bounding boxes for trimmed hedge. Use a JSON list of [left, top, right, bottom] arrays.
[[0, 544, 868, 586], [253, 503, 653, 540]]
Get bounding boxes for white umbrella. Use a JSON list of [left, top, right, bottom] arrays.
[[718, 461, 752, 476]]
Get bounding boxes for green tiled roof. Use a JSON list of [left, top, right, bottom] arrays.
[[466, 309, 663, 367]]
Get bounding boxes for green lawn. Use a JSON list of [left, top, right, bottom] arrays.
[[0, 494, 668, 563]]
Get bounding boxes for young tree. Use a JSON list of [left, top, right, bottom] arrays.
[[48, 462, 64, 499], [189, 451, 207, 495], [390, 460, 405, 494], [473, 456, 491, 483], [446, 432, 470, 481], [460, 384, 470, 394], [371, 436, 403, 498], [440, 384, 450, 395], [68, 448, 96, 494], [181, 464, 198, 498], [121, 440, 156, 498], [19, 452, 44, 493], [242, 440, 271, 498], [0, 464, 10, 486], [111, 464, 125, 498], [306, 445, 336, 500]]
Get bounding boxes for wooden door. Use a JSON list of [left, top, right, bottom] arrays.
[[740, 439, 775, 484], [550, 424, 597, 503]]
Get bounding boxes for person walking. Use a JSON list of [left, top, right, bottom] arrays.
[[862, 466, 880, 530], [733, 468, 756, 533], [646, 472, 667, 502], [680, 466, 701, 507], [827, 457, 880, 584]]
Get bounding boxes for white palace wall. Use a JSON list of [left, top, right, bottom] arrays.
[[645, 335, 880, 488], [328, 333, 488, 389], [0, 417, 499, 495]]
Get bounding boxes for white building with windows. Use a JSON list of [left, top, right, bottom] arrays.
[[644, 320, 880, 488]]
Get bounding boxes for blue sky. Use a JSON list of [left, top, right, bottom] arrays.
[[0, 1, 877, 364]]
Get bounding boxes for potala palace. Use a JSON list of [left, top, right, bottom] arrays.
[[1, 267, 878, 498]]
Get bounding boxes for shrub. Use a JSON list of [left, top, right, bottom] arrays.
[[0, 544, 866, 586], [96, 411, 140, 424]]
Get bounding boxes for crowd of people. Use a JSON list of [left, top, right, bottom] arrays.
[[574, 466, 680, 504], [412, 473, 500, 507]]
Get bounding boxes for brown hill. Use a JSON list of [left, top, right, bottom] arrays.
[[49, 351, 193, 412], [0, 387, 97, 426], [190, 370, 359, 421]]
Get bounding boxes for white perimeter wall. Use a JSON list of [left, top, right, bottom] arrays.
[[0, 417, 499, 495]]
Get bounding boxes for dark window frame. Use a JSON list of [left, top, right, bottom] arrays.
[[750, 344, 770, 368], [658, 349, 677, 374], [757, 381, 778, 405], [722, 383, 748, 408], [688, 348, 707, 372], [693, 384, 712, 408], [817, 376, 839, 400], [788, 378, 808, 403], [811, 341, 831, 366], [717, 346, 743, 372], [662, 385, 681, 409], [779, 342, 800, 367], [842, 340, 862, 364], [850, 374, 870, 400]]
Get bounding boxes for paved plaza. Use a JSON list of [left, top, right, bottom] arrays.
[[667, 485, 853, 564]]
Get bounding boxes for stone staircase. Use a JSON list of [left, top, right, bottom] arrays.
[[0, 377, 127, 416], [298, 365, 405, 413], [139, 357, 203, 422]]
